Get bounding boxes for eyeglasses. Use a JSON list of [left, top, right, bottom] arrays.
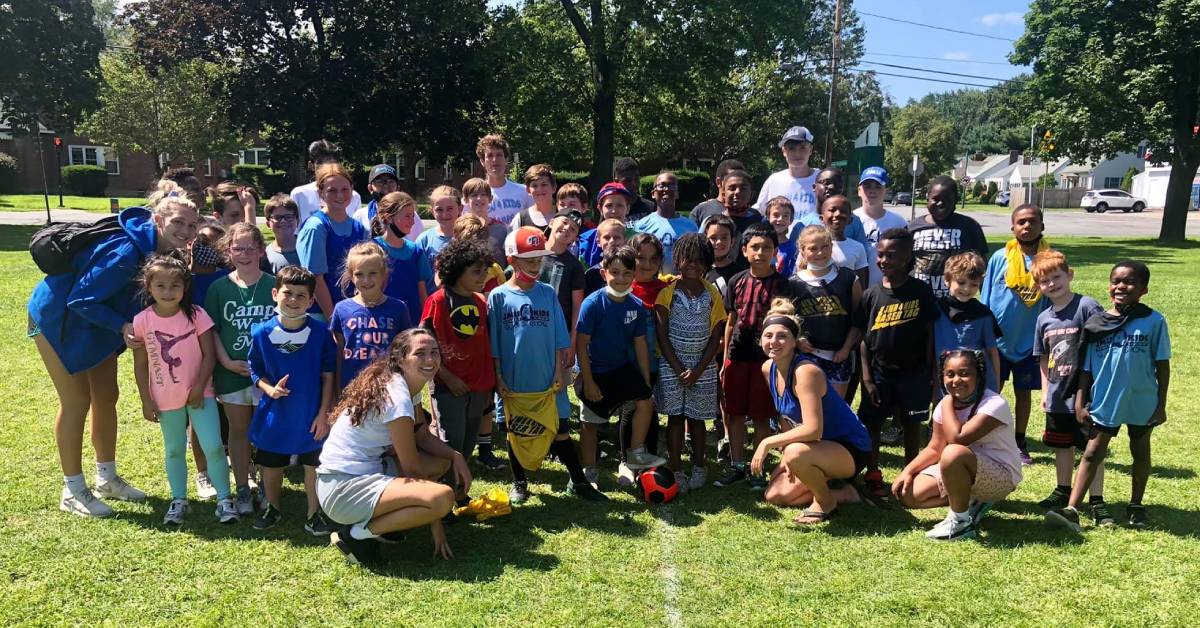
[[268, 214, 297, 224], [653, 183, 678, 190], [230, 246, 260, 255]]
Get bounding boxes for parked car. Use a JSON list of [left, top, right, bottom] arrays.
[[995, 190, 1011, 207], [884, 189, 896, 203], [1081, 189, 1147, 213], [895, 192, 913, 206]]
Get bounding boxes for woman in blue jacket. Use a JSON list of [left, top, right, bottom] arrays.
[[28, 182, 201, 518]]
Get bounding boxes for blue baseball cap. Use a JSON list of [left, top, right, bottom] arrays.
[[778, 125, 814, 147], [859, 166, 889, 186]]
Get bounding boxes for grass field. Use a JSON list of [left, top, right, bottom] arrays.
[[1, 230, 1197, 626], [0, 194, 146, 213]]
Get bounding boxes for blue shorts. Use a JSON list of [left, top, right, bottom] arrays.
[[1000, 354, 1040, 391]]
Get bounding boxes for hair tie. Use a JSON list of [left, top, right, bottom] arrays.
[[166, 191, 179, 198], [762, 315, 801, 337]]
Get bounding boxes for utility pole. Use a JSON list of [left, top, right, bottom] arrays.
[[824, 0, 842, 165]]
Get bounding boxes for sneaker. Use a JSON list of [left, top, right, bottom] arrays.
[[1127, 504, 1150, 528], [674, 471, 689, 495], [688, 467, 707, 490], [59, 486, 114, 518], [967, 499, 994, 526], [583, 466, 600, 490], [1018, 444, 1034, 466], [716, 438, 731, 464], [925, 512, 976, 541], [94, 475, 147, 503], [195, 472, 217, 500], [476, 450, 507, 471], [625, 449, 667, 470], [377, 530, 407, 545], [163, 498, 188, 526], [747, 474, 769, 492], [566, 480, 610, 502], [713, 465, 747, 487], [1045, 505, 1083, 532], [508, 481, 531, 505], [617, 463, 636, 487], [880, 421, 902, 446], [215, 497, 239, 524], [331, 525, 382, 566], [1037, 487, 1070, 511], [253, 503, 282, 530], [235, 486, 255, 516], [863, 469, 888, 501], [1090, 501, 1115, 527], [305, 510, 338, 536]]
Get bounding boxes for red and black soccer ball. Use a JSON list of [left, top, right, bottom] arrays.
[[637, 466, 678, 504]]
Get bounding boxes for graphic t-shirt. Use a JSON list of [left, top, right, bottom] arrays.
[[633, 213, 698, 274], [488, 282, 571, 417], [933, 390, 1022, 486], [540, 250, 585, 330], [862, 277, 937, 375], [981, 247, 1048, 361], [576, 290, 647, 374], [488, 179, 533, 225], [853, 207, 907, 286], [1083, 309, 1170, 427], [204, 273, 277, 394], [330, 297, 413, 388], [132, 306, 216, 412], [1033, 294, 1103, 413], [754, 168, 819, 223], [907, 212, 989, 297], [724, 268, 793, 363], [421, 288, 496, 392], [790, 266, 860, 355], [247, 316, 337, 455], [320, 373, 416, 476]]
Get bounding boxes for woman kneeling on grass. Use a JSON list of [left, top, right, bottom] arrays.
[[317, 328, 472, 566], [751, 299, 873, 524], [892, 350, 1023, 541]]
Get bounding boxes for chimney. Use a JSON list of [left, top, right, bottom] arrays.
[[1008, 150, 1019, 165]]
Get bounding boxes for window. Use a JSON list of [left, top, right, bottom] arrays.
[[378, 152, 407, 180], [1103, 177, 1122, 189], [415, 158, 426, 180], [239, 147, 270, 166], [203, 159, 213, 177], [68, 145, 119, 175]]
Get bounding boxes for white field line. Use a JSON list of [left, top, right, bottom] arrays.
[[659, 505, 683, 628]]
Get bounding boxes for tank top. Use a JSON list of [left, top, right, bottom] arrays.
[[769, 355, 872, 453], [313, 210, 368, 304], [791, 266, 856, 352]]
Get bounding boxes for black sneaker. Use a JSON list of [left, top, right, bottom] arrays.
[[713, 465, 747, 487], [566, 480, 610, 502], [476, 451, 507, 471], [305, 510, 338, 536], [509, 481, 531, 505], [1045, 506, 1082, 532], [331, 525, 382, 566], [253, 504, 282, 530], [377, 530, 407, 545], [1090, 501, 1115, 527], [1038, 487, 1070, 511], [746, 474, 769, 492], [1127, 504, 1150, 528]]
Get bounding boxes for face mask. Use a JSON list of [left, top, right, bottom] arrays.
[[371, 190, 385, 202], [806, 259, 833, 272], [387, 222, 407, 239], [276, 306, 308, 322], [513, 262, 541, 283], [606, 286, 633, 298]]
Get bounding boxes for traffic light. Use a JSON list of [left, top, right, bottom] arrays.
[[53, 137, 63, 148]]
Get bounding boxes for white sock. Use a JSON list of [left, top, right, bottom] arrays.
[[96, 461, 117, 482], [350, 523, 378, 540], [64, 474, 88, 496], [950, 509, 970, 522]]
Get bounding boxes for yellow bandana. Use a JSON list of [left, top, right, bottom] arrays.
[[1004, 238, 1048, 307]]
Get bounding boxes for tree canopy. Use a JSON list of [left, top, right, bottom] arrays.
[[883, 104, 957, 191]]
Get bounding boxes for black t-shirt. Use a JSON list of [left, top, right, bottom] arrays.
[[690, 199, 725, 228], [627, 196, 657, 223], [862, 277, 937, 374], [706, 256, 749, 295], [540, 250, 585, 330], [691, 203, 764, 239], [724, 268, 793, 363], [907, 212, 989, 298], [789, 267, 862, 352], [729, 208, 764, 237], [584, 263, 605, 297]]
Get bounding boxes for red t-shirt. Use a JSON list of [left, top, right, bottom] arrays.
[[632, 277, 669, 313], [420, 288, 496, 392]]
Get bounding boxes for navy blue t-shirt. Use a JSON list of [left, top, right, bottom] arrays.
[[576, 290, 647, 374]]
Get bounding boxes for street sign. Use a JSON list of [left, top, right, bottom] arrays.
[[910, 155, 924, 177], [831, 160, 848, 168]]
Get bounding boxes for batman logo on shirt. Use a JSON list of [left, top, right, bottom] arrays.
[[450, 303, 481, 337]]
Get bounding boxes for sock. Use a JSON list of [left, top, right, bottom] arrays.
[[507, 441, 528, 483], [1089, 495, 1105, 504], [550, 439, 588, 485], [349, 522, 378, 540], [96, 461, 117, 482], [1056, 484, 1070, 494], [950, 509, 970, 522], [476, 434, 493, 457], [64, 473, 88, 495]]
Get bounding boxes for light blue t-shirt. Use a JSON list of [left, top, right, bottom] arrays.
[[633, 213, 698, 274], [414, 229, 453, 264], [296, 212, 361, 275], [488, 282, 571, 418], [933, 305, 1000, 394], [576, 290, 647, 374], [1084, 310, 1170, 427], [980, 248, 1048, 361], [374, 236, 434, 325]]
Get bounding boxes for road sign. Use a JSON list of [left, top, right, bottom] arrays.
[[910, 155, 924, 177]]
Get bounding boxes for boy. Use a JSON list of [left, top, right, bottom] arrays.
[[511, 164, 558, 230], [579, 182, 634, 267], [981, 204, 1048, 465], [1030, 250, 1108, 520], [719, 170, 763, 236], [352, 164, 421, 240], [854, 166, 907, 286], [1047, 261, 1170, 531], [583, 218, 628, 295], [477, 133, 533, 225], [795, 168, 869, 251], [859, 228, 937, 499], [908, 175, 988, 298], [211, 183, 256, 227], [633, 171, 698, 273], [463, 176, 508, 267], [691, 159, 746, 227], [263, 194, 301, 273], [701, 214, 748, 294], [933, 252, 1002, 394], [247, 265, 337, 532], [540, 209, 585, 366], [716, 222, 791, 489], [820, 195, 870, 288], [557, 182, 590, 216], [754, 125, 819, 222], [614, 157, 657, 222], [575, 245, 668, 485], [291, 139, 361, 224], [764, 197, 798, 276], [489, 227, 607, 503]]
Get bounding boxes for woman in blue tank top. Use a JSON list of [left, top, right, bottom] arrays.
[[750, 298, 873, 525]]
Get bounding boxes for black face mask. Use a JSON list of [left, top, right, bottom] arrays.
[[371, 190, 386, 202], [388, 222, 406, 239]]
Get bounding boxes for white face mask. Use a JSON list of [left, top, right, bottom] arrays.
[[276, 306, 308, 322], [806, 259, 833, 272], [606, 286, 633, 298]]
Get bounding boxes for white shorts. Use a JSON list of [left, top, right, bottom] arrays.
[[217, 385, 261, 407], [316, 470, 393, 526], [918, 454, 1018, 502]]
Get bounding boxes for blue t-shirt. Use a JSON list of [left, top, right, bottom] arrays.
[[190, 270, 226, 308], [1084, 310, 1170, 427], [576, 290, 647, 374], [980, 248, 1048, 361], [247, 316, 337, 455], [488, 282, 571, 417], [296, 211, 368, 306], [933, 302, 1000, 393], [633, 213, 698, 274], [776, 237, 799, 277], [414, 229, 453, 264], [375, 236, 434, 324], [330, 297, 413, 388]]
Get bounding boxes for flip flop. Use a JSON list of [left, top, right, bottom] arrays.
[[793, 507, 834, 525]]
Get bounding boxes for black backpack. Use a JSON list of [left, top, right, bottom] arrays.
[[29, 215, 127, 276]]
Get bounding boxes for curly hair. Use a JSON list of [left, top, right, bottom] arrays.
[[671, 232, 713, 272], [331, 328, 439, 427], [437, 238, 492, 287]]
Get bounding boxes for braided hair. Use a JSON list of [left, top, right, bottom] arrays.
[[938, 349, 988, 418]]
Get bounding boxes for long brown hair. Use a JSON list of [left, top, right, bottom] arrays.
[[330, 328, 439, 427], [370, 190, 417, 237]]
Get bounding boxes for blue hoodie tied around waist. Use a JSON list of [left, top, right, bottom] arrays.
[[27, 206, 159, 374]]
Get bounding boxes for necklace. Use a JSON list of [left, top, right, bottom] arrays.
[[233, 273, 263, 307]]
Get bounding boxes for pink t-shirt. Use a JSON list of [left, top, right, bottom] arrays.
[[933, 389, 1023, 486], [133, 306, 215, 411]]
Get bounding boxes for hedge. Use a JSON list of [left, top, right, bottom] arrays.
[[61, 165, 108, 196], [639, 169, 710, 203], [0, 152, 17, 194], [231, 163, 289, 197]]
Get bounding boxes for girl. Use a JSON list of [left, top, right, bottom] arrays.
[[892, 350, 1023, 541], [751, 299, 873, 524], [414, 185, 463, 266], [372, 191, 434, 325], [209, 181, 258, 227], [31, 180, 199, 518], [792, 225, 863, 397], [654, 233, 726, 490], [331, 242, 413, 392], [317, 329, 469, 565], [296, 163, 368, 319], [203, 222, 276, 515], [131, 255, 237, 525]]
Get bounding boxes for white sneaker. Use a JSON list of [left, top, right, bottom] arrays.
[[163, 499, 188, 526], [235, 486, 255, 516], [926, 512, 975, 541], [215, 497, 239, 524], [94, 475, 147, 502], [625, 449, 667, 470], [583, 466, 600, 490], [674, 471, 689, 495], [59, 486, 114, 518], [617, 463, 636, 487], [195, 473, 217, 500], [688, 467, 707, 490]]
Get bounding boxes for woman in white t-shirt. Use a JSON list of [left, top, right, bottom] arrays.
[[317, 328, 471, 565], [892, 349, 1023, 541]]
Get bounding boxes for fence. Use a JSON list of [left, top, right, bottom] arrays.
[[1009, 186, 1087, 209]]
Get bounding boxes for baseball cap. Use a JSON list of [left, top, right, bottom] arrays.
[[368, 164, 398, 183], [778, 125, 814, 147], [859, 166, 889, 186], [595, 181, 634, 205], [504, 226, 553, 259], [549, 208, 583, 231]]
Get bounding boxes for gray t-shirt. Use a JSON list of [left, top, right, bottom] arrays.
[[540, 250, 585, 331], [264, 245, 300, 274], [690, 199, 725, 228], [1033, 294, 1103, 413]]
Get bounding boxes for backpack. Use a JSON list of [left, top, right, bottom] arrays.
[[29, 215, 127, 276]]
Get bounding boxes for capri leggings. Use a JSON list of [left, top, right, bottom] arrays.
[[159, 397, 231, 500]]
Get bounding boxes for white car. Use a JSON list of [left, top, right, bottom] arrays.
[[1081, 189, 1147, 213]]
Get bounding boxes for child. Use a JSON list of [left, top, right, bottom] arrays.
[[463, 177, 508, 267], [583, 218, 628, 296], [701, 214, 748, 294], [190, 223, 228, 307], [764, 197, 798, 276], [540, 210, 585, 366], [489, 226, 608, 503], [892, 350, 1023, 540], [654, 233, 726, 490], [131, 255, 238, 525], [511, 164, 557, 230], [247, 266, 337, 532], [1047, 261, 1170, 531], [331, 242, 413, 392], [353, 163, 423, 241], [1030, 250, 1107, 519], [576, 244, 668, 485], [614, 157, 657, 222], [455, 214, 508, 294], [792, 225, 863, 397], [717, 222, 791, 489], [632, 171, 698, 274], [209, 181, 257, 226], [858, 228, 937, 499], [820, 195, 870, 288], [263, 194, 301, 273], [624, 233, 668, 481], [372, 191, 434, 325], [908, 175, 988, 298], [854, 166, 906, 286], [754, 126, 818, 221], [981, 204, 1048, 465], [934, 252, 1002, 395], [204, 223, 277, 515], [415, 185, 463, 266], [579, 182, 634, 267], [718, 169, 763, 235], [556, 182, 592, 224], [296, 163, 369, 319]]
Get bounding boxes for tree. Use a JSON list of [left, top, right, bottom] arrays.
[[1036, 172, 1058, 188], [919, 83, 1029, 155], [1012, 0, 1200, 242], [1120, 166, 1138, 192], [78, 54, 242, 176], [884, 104, 957, 190]]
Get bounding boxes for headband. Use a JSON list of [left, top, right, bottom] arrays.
[[762, 315, 801, 337]]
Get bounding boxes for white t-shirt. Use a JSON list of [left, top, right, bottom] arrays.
[[318, 373, 415, 476], [933, 389, 1023, 486], [351, 202, 422, 242], [853, 207, 907, 285], [831, 238, 868, 272], [489, 180, 532, 226], [754, 168, 819, 224], [290, 181, 362, 225]]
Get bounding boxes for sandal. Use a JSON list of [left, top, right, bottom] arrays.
[[793, 507, 834, 525]]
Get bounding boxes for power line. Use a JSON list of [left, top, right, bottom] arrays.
[[858, 60, 1016, 82], [858, 10, 1016, 42], [864, 51, 1012, 66], [845, 67, 1005, 90]]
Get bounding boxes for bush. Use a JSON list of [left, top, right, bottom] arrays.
[[0, 152, 17, 193], [638, 169, 710, 203], [983, 181, 998, 204], [231, 163, 289, 197], [556, 171, 590, 193], [61, 165, 108, 196]]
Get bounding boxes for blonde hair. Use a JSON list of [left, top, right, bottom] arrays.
[[462, 177, 492, 199], [217, 222, 267, 257], [147, 180, 197, 218], [597, 218, 625, 233], [337, 241, 390, 296], [429, 185, 462, 206], [763, 297, 804, 338], [798, 224, 833, 248], [315, 163, 354, 192], [454, 214, 488, 241]]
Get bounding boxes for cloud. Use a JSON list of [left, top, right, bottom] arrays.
[[980, 12, 1024, 27], [943, 51, 972, 61]]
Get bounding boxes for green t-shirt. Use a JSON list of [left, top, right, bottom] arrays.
[[203, 273, 276, 394]]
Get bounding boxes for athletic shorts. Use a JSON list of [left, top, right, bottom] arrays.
[[857, 371, 932, 428], [919, 453, 1017, 502], [1043, 412, 1089, 450], [255, 446, 322, 468], [316, 470, 392, 526], [721, 359, 776, 420], [808, 353, 855, 386], [574, 362, 652, 420], [834, 440, 871, 479], [1000, 354, 1040, 391], [1092, 422, 1154, 439], [217, 385, 261, 407]]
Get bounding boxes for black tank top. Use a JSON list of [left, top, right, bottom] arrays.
[[790, 266, 856, 352]]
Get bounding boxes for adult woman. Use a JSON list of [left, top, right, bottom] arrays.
[[296, 163, 368, 319], [751, 299, 872, 524], [29, 181, 201, 517], [317, 328, 470, 566]]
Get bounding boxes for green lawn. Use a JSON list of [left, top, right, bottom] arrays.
[[1, 232, 1197, 625], [0, 194, 145, 213]]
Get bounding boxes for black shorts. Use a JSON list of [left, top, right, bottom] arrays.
[[834, 441, 870, 479], [857, 372, 932, 428], [575, 362, 652, 419], [254, 446, 322, 468], [1091, 423, 1155, 439], [1043, 412, 1089, 450]]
